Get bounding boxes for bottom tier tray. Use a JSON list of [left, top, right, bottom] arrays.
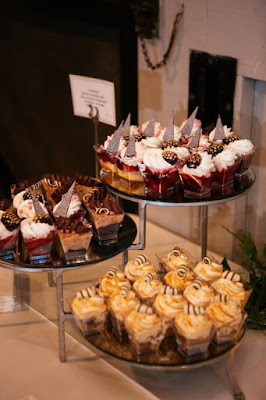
[[75, 320, 245, 371]]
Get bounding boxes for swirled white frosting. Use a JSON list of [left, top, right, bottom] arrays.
[[205, 301, 242, 328], [143, 149, 174, 172], [133, 276, 164, 299], [182, 152, 215, 178], [228, 139, 254, 157], [108, 290, 140, 320], [71, 295, 107, 322], [194, 259, 223, 282], [212, 278, 245, 304], [163, 249, 192, 271], [175, 312, 213, 340], [99, 273, 131, 297], [0, 211, 19, 240], [13, 190, 26, 210], [120, 144, 144, 166], [163, 270, 195, 291], [209, 125, 234, 143], [142, 136, 162, 149], [153, 293, 187, 320], [124, 260, 157, 282], [20, 218, 55, 240], [53, 194, 81, 218], [213, 148, 238, 170], [125, 309, 164, 342], [199, 135, 211, 149], [17, 200, 48, 219], [183, 283, 214, 307], [141, 121, 163, 138], [165, 146, 190, 160]]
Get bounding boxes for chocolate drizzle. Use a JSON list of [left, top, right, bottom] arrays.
[[143, 111, 156, 137], [213, 115, 226, 141], [163, 111, 174, 143], [180, 106, 199, 137], [53, 181, 76, 218], [124, 133, 136, 157], [106, 121, 124, 154], [122, 113, 131, 140]]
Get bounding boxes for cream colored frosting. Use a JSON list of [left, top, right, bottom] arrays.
[[212, 278, 245, 303], [143, 149, 174, 172], [103, 134, 126, 152], [153, 293, 187, 320], [108, 290, 140, 320], [20, 218, 55, 240], [133, 276, 164, 299], [17, 199, 48, 219], [163, 269, 195, 291], [163, 249, 192, 271], [165, 146, 190, 160], [182, 152, 215, 178], [194, 258, 223, 282], [209, 125, 233, 143], [13, 190, 26, 210], [213, 148, 238, 170], [124, 260, 156, 282], [183, 282, 214, 307], [175, 312, 212, 340], [71, 296, 107, 322], [0, 211, 19, 240], [99, 273, 131, 297], [125, 309, 164, 342], [179, 118, 202, 136], [228, 139, 254, 157], [53, 194, 81, 218], [205, 301, 242, 328]]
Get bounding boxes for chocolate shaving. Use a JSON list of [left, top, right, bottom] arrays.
[[56, 217, 90, 233], [163, 111, 174, 143], [124, 134, 136, 157], [53, 181, 76, 217], [106, 120, 124, 154], [180, 106, 199, 137], [143, 111, 156, 137], [188, 123, 201, 149], [213, 115, 226, 141], [29, 188, 46, 215], [122, 113, 131, 140]]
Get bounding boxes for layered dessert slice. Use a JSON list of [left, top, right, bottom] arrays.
[[87, 187, 124, 244], [0, 199, 20, 260]]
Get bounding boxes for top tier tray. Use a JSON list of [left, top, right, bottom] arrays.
[[100, 169, 256, 206]]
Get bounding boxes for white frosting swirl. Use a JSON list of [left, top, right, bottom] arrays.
[[165, 146, 190, 160], [163, 249, 192, 271], [108, 290, 140, 320], [133, 276, 163, 300], [71, 295, 107, 322], [228, 139, 254, 157], [182, 152, 215, 178], [20, 218, 55, 240], [17, 199, 48, 219], [175, 312, 212, 340], [153, 293, 187, 320], [124, 260, 156, 282], [213, 148, 238, 170], [125, 309, 164, 342], [53, 194, 81, 218], [183, 282, 214, 307], [99, 273, 131, 297], [142, 136, 162, 149], [212, 278, 245, 304], [13, 190, 26, 210], [143, 148, 174, 172], [205, 301, 242, 328], [163, 269, 195, 291], [0, 211, 19, 240], [194, 259, 223, 282]]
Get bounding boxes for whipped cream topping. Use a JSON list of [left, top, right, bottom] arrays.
[[163, 249, 192, 271], [163, 269, 195, 291], [108, 290, 140, 320], [212, 278, 245, 304], [99, 273, 131, 297], [124, 260, 157, 282], [228, 139, 254, 157], [0, 210, 19, 240], [165, 146, 190, 160], [194, 258, 223, 282], [20, 218, 55, 240], [53, 194, 81, 218], [183, 282, 214, 307], [175, 312, 213, 340], [179, 118, 202, 136], [125, 309, 164, 343], [199, 135, 211, 149], [153, 293, 187, 320], [133, 276, 164, 299], [209, 125, 233, 143], [71, 295, 107, 322], [182, 152, 215, 178], [205, 301, 242, 328], [13, 190, 26, 210], [143, 148, 176, 172], [103, 134, 126, 152], [120, 145, 143, 166], [213, 148, 238, 170], [17, 199, 48, 219]]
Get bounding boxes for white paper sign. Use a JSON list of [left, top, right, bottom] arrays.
[[69, 74, 116, 126]]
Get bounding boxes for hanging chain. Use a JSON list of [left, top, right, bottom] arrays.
[[140, 4, 184, 70]]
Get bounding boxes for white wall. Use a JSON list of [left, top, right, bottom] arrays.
[[138, 0, 266, 259]]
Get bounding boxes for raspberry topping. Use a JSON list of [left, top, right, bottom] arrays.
[[186, 153, 202, 168], [206, 144, 224, 157], [162, 150, 178, 165]]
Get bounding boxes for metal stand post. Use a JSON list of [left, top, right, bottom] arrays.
[[129, 202, 147, 251], [47, 271, 55, 287], [88, 105, 99, 178], [225, 349, 245, 400], [200, 205, 208, 259]]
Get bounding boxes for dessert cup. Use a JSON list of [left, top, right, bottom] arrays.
[[156, 247, 195, 273], [183, 279, 214, 307], [132, 274, 164, 306], [71, 286, 107, 337], [0, 210, 20, 260], [124, 254, 157, 282], [116, 157, 144, 183], [125, 305, 165, 356], [163, 267, 196, 292], [94, 144, 117, 173], [193, 256, 223, 283], [228, 139, 256, 177], [98, 268, 131, 298]]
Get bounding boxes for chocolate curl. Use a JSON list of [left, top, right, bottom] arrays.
[[213, 115, 226, 141], [143, 111, 156, 137], [124, 133, 136, 157], [106, 121, 124, 154], [29, 188, 45, 215], [188, 123, 201, 149], [53, 181, 76, 217], [122, 113, 131, 140], [163, 111, 174, 143], [181, 106, 199, 137]]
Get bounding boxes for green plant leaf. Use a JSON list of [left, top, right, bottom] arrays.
[[221, 256, 231, 271]]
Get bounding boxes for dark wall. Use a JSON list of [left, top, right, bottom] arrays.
[[0, 2, 138, 196]]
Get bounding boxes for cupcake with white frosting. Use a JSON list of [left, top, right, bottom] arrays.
[[163, 265, 195, 292], [133, 273, 164, 306], [158, 247, 193, 273], [116, 133, 144, 183], [174, 303, 214, 357], [206, 144, 239, 186], [125, 304, 165, 355], [227, 138, 255, 177], [180, 152, 215, 197], [141, 148, 179, 193], [183, 279, 214, 307], [71, 286, 107, 336], [205, 295, 246, 345], [193, 255, 223, 283], [209, 125, 235, 144], [211, 271, 251, 307], [99, 267, 131, 298], [124, 254, 157, 282]]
